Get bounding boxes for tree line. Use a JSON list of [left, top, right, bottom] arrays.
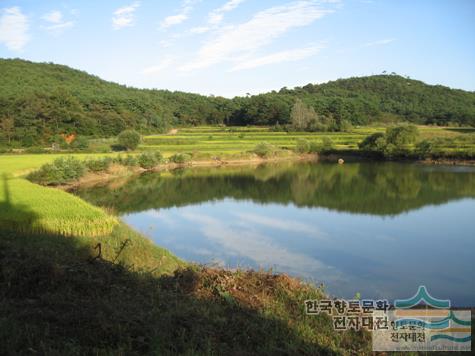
[[1, 58, 474, 147]]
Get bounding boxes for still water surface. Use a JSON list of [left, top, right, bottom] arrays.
[[73, 162, 475, 306]]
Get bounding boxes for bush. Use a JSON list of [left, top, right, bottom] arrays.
[[269, 123, 285, 132], [28, 156, 86, 185], [358, 132, 386, 153], [70, 136, 89, 151], [415, 140, 433, 158], [138, 151, 164, 169], [321, 137, 334, 153], [253, 142, 276, 158], [169, 153, 192, 164], [49, 134, 69, 150], [123, 155, 139, 166], [309, 141, 321, 153], [117, 130, 141, 151], [338, 120, 353, 132], [386, 125, 419, 147], [85, 157, 113, 172], [358, 126, 419, 159], [295, 138, 311, 153], [115, 154, 139, 166], [110, 144, 127, 152]]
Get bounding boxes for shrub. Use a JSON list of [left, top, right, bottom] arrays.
[[338, 120, 353, 132], [358, 126, 419, 159], [358, 132, 386, 153], [295, 138, 311, 153], [115, 154, 139, 166], [269, 123, 285, 132], [70, 136, 89, 150], [28, 156, 86, 185], [415, 140, 433, 158], [110, 144, 127, 152], [309, 141, 321, 153], [253, 142, 276, 158], [117, 130, 141, 151], [49, 134, 69, 149], [138, 153, 156, 169], [123, 155, 138, 166], [386, 125, 419, 147], [321, 137, 334, 153], [85, 157, 113, 172], [170, 153, 192, 164]]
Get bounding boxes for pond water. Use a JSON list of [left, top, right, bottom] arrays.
[[72, 161, 475, 306]]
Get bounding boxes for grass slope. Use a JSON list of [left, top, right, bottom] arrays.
[[0, 149, 373, 354]]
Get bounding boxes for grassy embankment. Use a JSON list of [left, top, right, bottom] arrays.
[[136, 125, 475, 160], [0, 142, 371, 353]]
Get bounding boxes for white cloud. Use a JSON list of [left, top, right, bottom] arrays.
[[234, 212, 327, 237], [181, 211, 340, 278], [190, 26, 211, 34], [161, 13, 188, 28], [0, 7, 29, 51], [189, 0, 245, 35], [231, 45, 323, 71], [180, 1, 336, 71], [41, 10, 74, 32], [208, 0, 246, 25], [42, 10, 62, 23], [112, 2, 140, 30], [364, 38, 396, 47], [160, 0, 200, 29]]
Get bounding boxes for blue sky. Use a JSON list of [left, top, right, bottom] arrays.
[[1, 0, 474, 97]]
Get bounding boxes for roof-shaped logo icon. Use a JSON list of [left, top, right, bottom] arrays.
[[394, 285, 450, 309]]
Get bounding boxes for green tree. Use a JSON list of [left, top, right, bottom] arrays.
[[118, 130, 141, 150], [290, 99, 317, 131], [0, 116, 14, 144], [386, 125, 419, 147]]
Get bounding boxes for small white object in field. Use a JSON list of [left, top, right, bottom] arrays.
[[338, 158, 344, 164]]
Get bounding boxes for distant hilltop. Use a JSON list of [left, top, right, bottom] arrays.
[[1, 58, 474, 146]]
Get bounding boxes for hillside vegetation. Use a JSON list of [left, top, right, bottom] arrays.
[[1, 58, 474, 147]]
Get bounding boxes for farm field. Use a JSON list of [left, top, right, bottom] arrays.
[[138, 125, 475, 157]]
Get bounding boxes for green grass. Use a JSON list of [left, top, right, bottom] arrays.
[[139, 125, 475, 156], [0, 177, 117, 236], [0, 153, 117, 176], [0, 154, 119, 237]]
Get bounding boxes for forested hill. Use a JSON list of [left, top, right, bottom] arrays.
[[1, 58, 474, 146]]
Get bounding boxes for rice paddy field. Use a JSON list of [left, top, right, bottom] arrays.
[[0, 153, 119, 237], [139, 125, 475, 157]]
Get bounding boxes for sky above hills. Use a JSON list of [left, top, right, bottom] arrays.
[[0, 0, 474, 97]]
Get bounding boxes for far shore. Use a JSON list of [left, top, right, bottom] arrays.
[[55, 151, 475, 191]]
